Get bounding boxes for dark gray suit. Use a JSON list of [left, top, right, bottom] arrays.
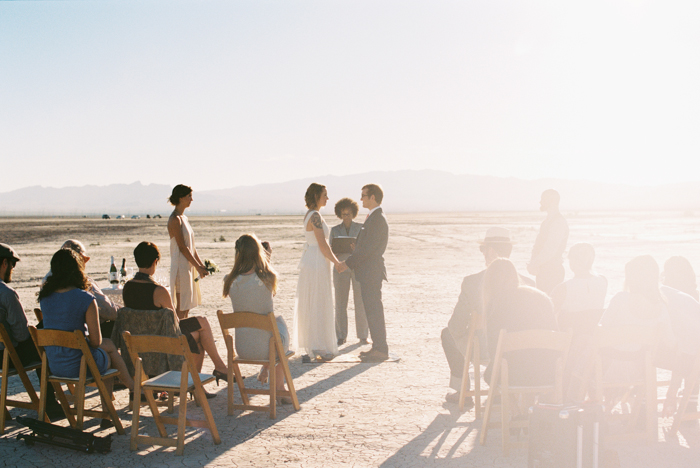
[[345, 207, 389, 354]]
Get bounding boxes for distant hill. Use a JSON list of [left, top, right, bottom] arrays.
[[1, 171, 700, 215]]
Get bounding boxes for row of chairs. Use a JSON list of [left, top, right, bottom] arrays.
[[0, 309, 299, 455], [458, 310, 700, 455]]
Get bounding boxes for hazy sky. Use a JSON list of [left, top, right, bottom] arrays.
[[2, 1, 699, 193]]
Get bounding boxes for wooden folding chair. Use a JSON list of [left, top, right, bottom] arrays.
[[28, 326, 124, 434], [217, 310, 300, 419], [669, 347, 700, 435], [592, 325, 657, 442], [458, 310, 488, 416], [122, 331, 220, 455], [0, 324, 48, 433], [480, 329, 572, 455]]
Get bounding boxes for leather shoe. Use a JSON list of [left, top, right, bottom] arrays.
[[445, 392, 474, 409], [360, 349, 389, 362], [337, 338, 346, 346]]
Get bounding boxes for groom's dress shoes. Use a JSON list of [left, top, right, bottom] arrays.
[[360, 349, 389, 362]]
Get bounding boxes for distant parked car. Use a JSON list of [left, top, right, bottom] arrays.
[[153, 214, 162, 218], [116, 215, 125, 219], [102, 214, 110, 219], [131, 215, 140, 219], [146, 214, 151, 219]]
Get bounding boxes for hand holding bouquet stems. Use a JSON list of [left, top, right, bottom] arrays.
[[195, 259, 219, 282]]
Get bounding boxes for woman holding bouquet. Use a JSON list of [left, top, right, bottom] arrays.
[[168, 184, 208, 319]]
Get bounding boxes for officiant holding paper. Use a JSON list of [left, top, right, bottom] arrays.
[[330, 198, 368, 346]]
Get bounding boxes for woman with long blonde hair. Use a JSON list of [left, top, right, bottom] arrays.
[[223, 234, 291, 402]]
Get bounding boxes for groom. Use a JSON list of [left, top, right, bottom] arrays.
[[338, 184, 389, 362]]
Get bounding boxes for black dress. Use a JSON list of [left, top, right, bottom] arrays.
[[123, 280, 202, 354]]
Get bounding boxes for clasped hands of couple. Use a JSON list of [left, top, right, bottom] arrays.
[[335, 262, 349, 273]]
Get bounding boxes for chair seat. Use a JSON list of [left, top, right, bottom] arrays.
[[3, 361, 42, 377], [143, 371, 214, 390], [234, 350, 295, 365], [48, 368, 119, 384]]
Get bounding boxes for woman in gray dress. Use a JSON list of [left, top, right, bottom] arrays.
[[222, 234, 291, 403]]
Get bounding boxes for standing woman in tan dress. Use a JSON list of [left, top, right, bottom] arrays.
[[167, 184, 209, 319]]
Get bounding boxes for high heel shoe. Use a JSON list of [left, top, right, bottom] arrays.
[[213, 369, 228, 386]]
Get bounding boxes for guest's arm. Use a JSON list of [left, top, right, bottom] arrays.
[[85, 300, 102, 348]]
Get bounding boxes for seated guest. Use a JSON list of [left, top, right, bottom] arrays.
[[43, 240, 119, 337], [599, 256, 675, 384], [663, 256, 699, 300], [551, 243, 607, 333], [483, 258, 559, 387], [122, 242, 228, 385], [658, 257, 700, 415], [0, 244, 63, 419], [223, 234, 292, 404], [38, 249, 134, 399], [441, 227, 533, 405]]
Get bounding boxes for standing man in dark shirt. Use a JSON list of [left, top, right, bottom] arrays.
[[528, 189, 569, 294]]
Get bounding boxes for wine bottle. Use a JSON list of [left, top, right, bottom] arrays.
[[120, 258, 127, 285], [109, 256, 118, 287]]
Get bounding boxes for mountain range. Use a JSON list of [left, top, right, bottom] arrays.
[[1, 170, 699, 215]]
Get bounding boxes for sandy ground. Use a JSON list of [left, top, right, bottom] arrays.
[[2, 212, 700, 467]]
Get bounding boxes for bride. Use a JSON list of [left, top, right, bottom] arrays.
[[293, 183, 342, 361]]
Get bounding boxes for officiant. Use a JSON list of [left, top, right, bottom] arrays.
[[330, 198, 368, 346]]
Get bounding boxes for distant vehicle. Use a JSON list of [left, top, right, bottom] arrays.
[[102, 214, 110, 219], [153, 214, 162, 218], [131, 215, 140, 219], [146, 214, 151, 219], [116, 215, 125, 219]]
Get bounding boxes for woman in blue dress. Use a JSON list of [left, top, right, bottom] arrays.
[[38, 249, 134, 394]]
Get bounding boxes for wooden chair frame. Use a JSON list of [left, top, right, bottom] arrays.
[[480, 329, 572, 455], [458, 310, 488, 416], [669, 347, 700, 435], [592, 325, 657, 442], [0, 324, 47, 434], [122, 331, 220, 455], [28, 326, 124, 434], [217, 310, 300, 419]]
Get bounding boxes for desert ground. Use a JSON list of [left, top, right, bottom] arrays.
[[2, 211, 700, 467]]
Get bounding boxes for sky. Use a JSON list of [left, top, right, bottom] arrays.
[[2, 0, 699, 193]]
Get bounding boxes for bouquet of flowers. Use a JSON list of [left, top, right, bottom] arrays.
[[195, 259, 219, 281]]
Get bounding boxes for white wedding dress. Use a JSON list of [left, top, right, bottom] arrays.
[[293, 210, 338, 357]]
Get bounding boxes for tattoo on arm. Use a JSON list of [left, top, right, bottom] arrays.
[[311, 212, 322, 229]]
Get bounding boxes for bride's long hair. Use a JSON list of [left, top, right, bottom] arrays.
[[222, 234, 278, 296]]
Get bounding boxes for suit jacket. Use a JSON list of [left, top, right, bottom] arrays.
[[447, 270, 535, 354], [345, 207, 388, 284]]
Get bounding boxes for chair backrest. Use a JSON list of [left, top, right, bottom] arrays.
[[499, 329, 573, 355], [0, 324, 26, 370], [594, 324, 657, 350], [122, 332, 187, 358], [217, 310, 275, 333], [30, 328, 87, 352]]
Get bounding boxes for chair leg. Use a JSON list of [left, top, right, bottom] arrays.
[[280, 359, 300, 411], [459, 333, 474, 413], [269, 362, 277, 420], [176, 373, 188, 456], [501, 363, 511, 456], [474, 340, 482, 419]]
